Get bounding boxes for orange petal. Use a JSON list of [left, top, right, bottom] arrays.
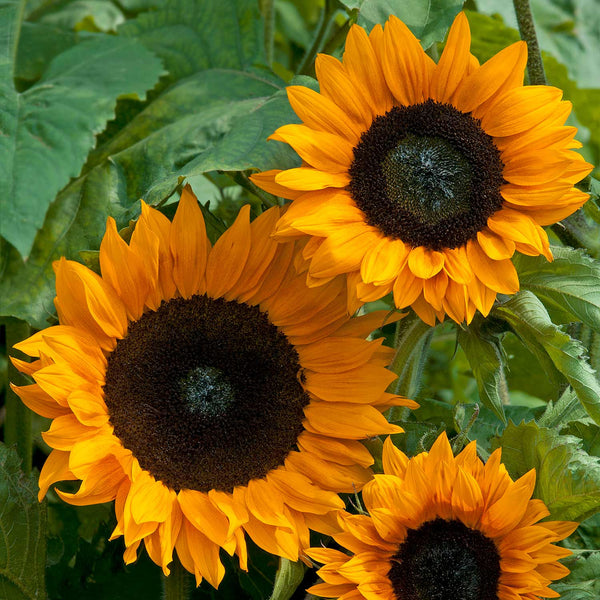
[[456, 41, 527, 113], [480, 86, 563, 137], [249, 169, 303, 200], [466, 241, 519, 294], [431, 12, 472, 103], [53, 258, 128, 349], [100, 217, 150, 320], [407, 246, 445, 279], [205, 204, 252, 298], [286, 85, 364, 141], [170, 185, 209, 298], [270, 124, 354, 173]]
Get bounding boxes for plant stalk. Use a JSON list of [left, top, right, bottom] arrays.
[[259, 0, 275, 67], [386, 313, 434, 422], [297, 0, 337, 76], [512, 0, 546, 85], [161, 555, 192, 600]]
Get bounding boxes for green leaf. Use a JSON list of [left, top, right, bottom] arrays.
[[494, 291, 600, 426], [0, 32, 163, 257], [496, 421, 600, 522], [141, 78, 304, 205], [36, 0, 125, 32], [85, 68, 293, 206], [15, 22, 77, 82], [514, 247, 600, 330], [118, 0, 264, 85], [538, 388, 589, 430], [563, 422, 600, 458], [0, 161, 136, 328], [0, 443, 47, 600], [554, 553, 600, 600], [0, 2, 290, 326], [268, 558, 305, 600], [458, 326, 507, 424], [386, 312, 433, 401], [351, 0, 463, 47]]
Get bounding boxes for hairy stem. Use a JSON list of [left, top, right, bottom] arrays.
[[162, 555, 192, 600], [259, 0, 275, 66], [387, 313, 434, 422], [512, 0, 546, 85]]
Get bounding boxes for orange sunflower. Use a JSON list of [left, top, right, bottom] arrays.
[[10, 186, 417, 587], [306, 433, 577, 600], [251, 12, 592, 325]]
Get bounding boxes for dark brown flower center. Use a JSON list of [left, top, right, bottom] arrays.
[[349, 100, 505, 250], [388, 518, 501, 600], [103, 295, 309, 493]]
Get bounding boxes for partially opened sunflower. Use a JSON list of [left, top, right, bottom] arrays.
[[10, 187, 417, 587], [307, 433, 577, 600], [251, 12, 592, 325]]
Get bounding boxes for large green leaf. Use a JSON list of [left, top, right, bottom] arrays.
[[0, 443, 47, 600], [494, 292, 600, 426], [15, 22, 78, 82], [496, 421, 600, 522], [458, 327, 507, 423], [86, 68, 296, 205], [340, 0, 464, 47], [538, 388, 590, 430], [0, 26, 163, 257], [0, 160, 136, 327], [0, 0, 297, 326], [118, 0, 264, 85], [514, 247, 600, 331]]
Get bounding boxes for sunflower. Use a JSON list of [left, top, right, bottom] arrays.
[[306, 433, 577, 600], [10, 186, 417, 587], [250, 12, 592, 325]]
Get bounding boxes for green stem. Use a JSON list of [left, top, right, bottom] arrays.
[[512, 0, 546, 85], [259, 0, 275, 67], [269, 558, 305, 600], [161, 555, 192, 600], [228, 171, 278, 207], [5, 318, 32, 473], [386, 313, 434, 422], [451, 404, 480, 454], [321, 18, 351, 56], [550, 222, 586, 250], [297, 0, 337, 76]]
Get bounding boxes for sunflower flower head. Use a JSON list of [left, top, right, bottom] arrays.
[[10, 186, 417, 587], [307, 432, 577, 600], [251, 12, 593, 325]]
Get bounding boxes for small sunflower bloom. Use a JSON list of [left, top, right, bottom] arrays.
[[306, 433, 577, 600], [251, 12, 593, 325], [10, 187, 417, 587]]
